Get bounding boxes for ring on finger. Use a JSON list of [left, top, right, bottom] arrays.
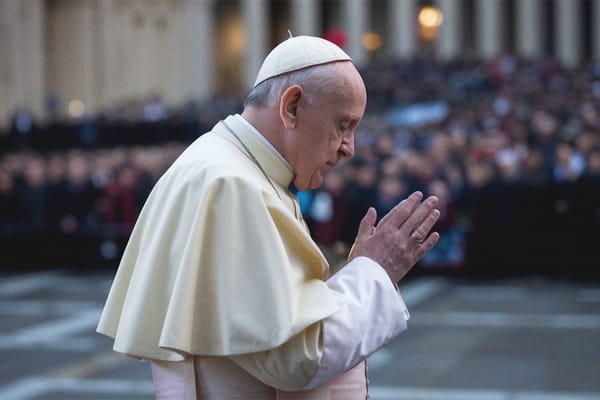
[[411, 231, 425, 244]]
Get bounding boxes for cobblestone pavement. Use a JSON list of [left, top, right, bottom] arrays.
[[0, 268, 599, 400]]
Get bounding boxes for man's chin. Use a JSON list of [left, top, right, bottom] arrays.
[[307, 175, 325, 191], [295, 171, 327, 191]]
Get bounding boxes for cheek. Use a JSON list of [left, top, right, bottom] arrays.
[[317, 141, 338, 166], [327, 136, 344, 157]]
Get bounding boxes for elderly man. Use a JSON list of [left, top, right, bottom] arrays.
[[97, 35, 440, 399]]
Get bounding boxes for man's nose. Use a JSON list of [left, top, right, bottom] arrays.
[[340, 134, 355, 159]]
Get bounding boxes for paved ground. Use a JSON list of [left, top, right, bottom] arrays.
[[0, 267, 599, 400]]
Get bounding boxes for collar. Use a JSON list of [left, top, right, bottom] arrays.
[[218, 115, 296, 189], [236, 115, 294, 173]]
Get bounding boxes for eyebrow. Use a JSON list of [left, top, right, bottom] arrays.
[[340, 115, 362, 126]]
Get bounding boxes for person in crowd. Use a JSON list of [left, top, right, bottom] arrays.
[[99, 164, 140, 228], [307, 169, 350, 271], [374, 175, 405, 217], [0, 167, 24, 225], [420, 178, 464, 269], [97, 35, 441, 399], [56, 152, 102, 266], [18, 154, 47, 232], [16, 155, 48, 266], [339, 157, 378, 247], [0, 167, 26, 266]]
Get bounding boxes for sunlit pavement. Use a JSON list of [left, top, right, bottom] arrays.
[[0, 268, 599, 400]]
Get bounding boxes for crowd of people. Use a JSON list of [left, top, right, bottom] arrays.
[[1, 51, 599, 279]]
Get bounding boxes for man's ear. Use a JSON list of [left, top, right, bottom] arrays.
[[279, 85, 303, 128]]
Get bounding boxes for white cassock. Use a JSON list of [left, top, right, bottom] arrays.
[[97, 114, 410, 399]]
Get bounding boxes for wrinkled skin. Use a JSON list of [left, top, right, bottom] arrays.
[[349, 191, 440, 283]]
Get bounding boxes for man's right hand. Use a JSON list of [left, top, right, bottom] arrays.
[[348, 191, 441, 283]]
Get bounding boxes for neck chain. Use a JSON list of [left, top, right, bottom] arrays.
[[221, 120, 282, 200]]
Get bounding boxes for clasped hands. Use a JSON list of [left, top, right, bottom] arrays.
[[349, 191, 441, 283]]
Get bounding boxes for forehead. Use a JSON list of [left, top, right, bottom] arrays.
[[330, 84, 367, 123], [321, 67, 365, 109], [334, 63, 366, 102]]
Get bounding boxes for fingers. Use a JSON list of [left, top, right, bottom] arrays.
[[350, 194, 442, 282], [356, 207, 377, 241], [348, 207, 377, 262], [410, 207, 440, 243], [414, 231, 440, 258], [377, 192, 439, 241], [400, 195, 439, 241], [377, 191, 423, 229]]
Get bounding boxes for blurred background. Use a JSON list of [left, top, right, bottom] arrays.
[[1, 0, 599, 278], [0, 0, 599, 399]]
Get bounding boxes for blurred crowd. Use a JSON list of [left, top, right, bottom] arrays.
[[1, 52, 599, 279], [0, 144, 185, 268]]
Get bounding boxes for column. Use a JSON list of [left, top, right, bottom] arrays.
[[94, 0, 133, 105], [242, 0, 268, 89], [555, 0, 581, 68], [0, 0, 46, 125], [390, 0, 416, 59], [46, 0, 98, 115], [21, 0, 45, 122], [343, 0, 368, 66], [592, 0, 600, 61], [292, 0, 319, 37], [0, 0, 18, 129], [94, 0, 115, 112], [176, 0, 214, 102], [515, 0, 543, 60], [436, 0, 461, 60], [475, 0, 503, 59], [97, 0, 215, 107]]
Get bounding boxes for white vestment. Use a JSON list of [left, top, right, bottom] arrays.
[[97, 114, 410, 399]]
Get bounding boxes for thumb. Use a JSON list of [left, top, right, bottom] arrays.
[[348, 207, 377, 262], [356, 207, 377, 240]]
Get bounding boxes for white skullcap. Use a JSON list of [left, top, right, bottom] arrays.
[[254, 35, 352, 87]]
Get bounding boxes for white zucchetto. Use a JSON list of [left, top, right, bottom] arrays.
[[254, 35, 352, 87]]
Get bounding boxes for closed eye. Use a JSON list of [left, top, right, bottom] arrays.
[[338, 120, 356, 133]]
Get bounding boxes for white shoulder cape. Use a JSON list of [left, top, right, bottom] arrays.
[[97, 115, 339, 361]]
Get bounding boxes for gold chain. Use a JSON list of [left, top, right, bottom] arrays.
[[221, 120, 282, 200]]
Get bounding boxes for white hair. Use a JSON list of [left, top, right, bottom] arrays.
[[244, 62, 342, 108]]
